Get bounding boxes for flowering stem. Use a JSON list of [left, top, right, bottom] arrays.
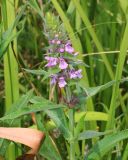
[[69, 109, 75, 160], [66, 87, 75, 160]]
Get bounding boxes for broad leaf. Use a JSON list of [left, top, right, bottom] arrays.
[[45, 109, 72, 140], [86, 129, 128, 160], [39, 135, 62, 160], [0, 97, 66, 122], [24, 68, 61, 81], [36, 111, 62, 160]]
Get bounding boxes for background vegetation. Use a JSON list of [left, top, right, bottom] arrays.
[[0, 0, 128, 160]]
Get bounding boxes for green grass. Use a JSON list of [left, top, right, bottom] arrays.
[[1, 0, 19, 159]]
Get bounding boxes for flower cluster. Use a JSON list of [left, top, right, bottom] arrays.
[[45, 34, 82, 88]]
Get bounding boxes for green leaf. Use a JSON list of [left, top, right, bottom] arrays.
[[28, 0, 43, 19], [24, 68, 61, 81], [32, 99, 71, 139], [39, 135, 62, 160], [45, 109, 72, 140], [41, 111, 109, 132], [72, 0, 114, 79], [119, 0, 128, 19], [86, 129, 128, 160], [75, 111, 108, 122], [24, 69, 47, 75], [36, 113, 62, 160], [0, 28, 22, 60], [0, 5, 26, 60], [78, 130, 111, 140], [74, 114, 85, 136], [79, 80, 116, 99], [0, 139, 10, 156], [6, 90, 33, 115], [0, 97, 66, 122]]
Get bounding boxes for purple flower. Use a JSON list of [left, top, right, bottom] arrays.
[[69, 69, 77, 79], [65, 42, 74, 54], [45, 56, 58, 67], [51, 40, 55, 44], [59, 48, 65, 53], [50, 74, 57, 85], [58, 77, 67, 88], [59, 58, 68, 70], [75, 69, 82, 78], [69, 69, 82, 79], [56, 40, 61, 44]]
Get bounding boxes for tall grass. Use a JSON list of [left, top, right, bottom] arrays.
[[1, 0, 19, 159]]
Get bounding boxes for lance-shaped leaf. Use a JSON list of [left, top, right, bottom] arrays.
[[0, 97, 66, 122], [78, 130, 111, 140], [24, 68, 61, 81], [45, 109, 72, 140], [39, 135, 62, 160], [86, 129, 128, 160], [79, 80, 116, 99]]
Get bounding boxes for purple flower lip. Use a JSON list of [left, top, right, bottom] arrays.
[[59, 48, 65, 53], [59, 58, 68, 70], [75, 69, 82, 78], [65, 41, 71, 46], [69, 69, 77, 79], [51, 40, 56, 44], [56, 40, 61, 44], [50, 74, 57, 85], [65, 43, 74, 54], [45, 56, 58, 67], [58, 77, 67, 88], [69, 69, 82, 79]]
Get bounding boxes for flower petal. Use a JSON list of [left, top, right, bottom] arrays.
[[59, 58, 68, 69], [58, 77, 67, 88]]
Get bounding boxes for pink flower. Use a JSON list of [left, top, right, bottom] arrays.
[[69, 69, 82, 79], [65, 42, 74, 54], [56, 40, 61, 44], [51, 40, 55, 44], [75, 69, 82, 78], [50, 74, 57, 85], [59, 48, 65, 53], [69, 69, 77, 79], [59, 58, 68, 70], [45, 56, 58, 67], [58, 77, 67, 88]]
